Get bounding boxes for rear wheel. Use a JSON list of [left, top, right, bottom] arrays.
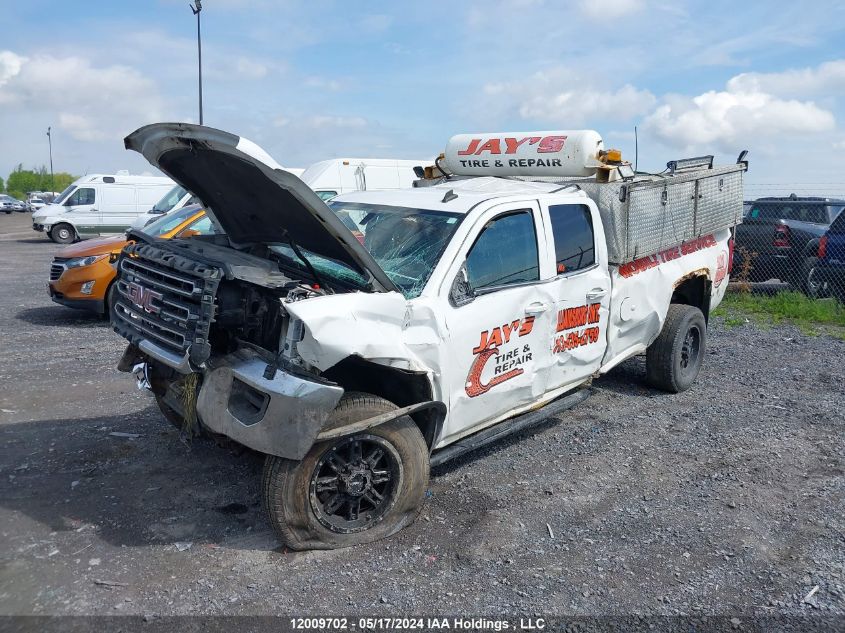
[[799, 256, 828, 298], [262, 393, 429, 550], [50, 223, 75, 244], [646, 304, 707, 393]]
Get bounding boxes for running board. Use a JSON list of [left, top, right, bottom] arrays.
[[430, 388, 591, 467]]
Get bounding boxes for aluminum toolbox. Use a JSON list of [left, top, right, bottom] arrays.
[[574, 164, 745, 264]]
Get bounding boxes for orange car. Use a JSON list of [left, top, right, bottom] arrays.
[[48, 205, 211, 316]]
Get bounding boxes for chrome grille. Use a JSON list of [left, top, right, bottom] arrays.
[[111, 242, 220, 368], [120, 258, 201, 298]]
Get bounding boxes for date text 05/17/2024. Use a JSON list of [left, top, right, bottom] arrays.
[[289, 616, 547, 630]]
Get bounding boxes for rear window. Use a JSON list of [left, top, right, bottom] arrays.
[[750, 203, 829, 224], [548, 204, 595, 274]]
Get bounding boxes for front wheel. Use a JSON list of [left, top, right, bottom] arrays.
[[154, 393, 185, 430], [262, 393, 429, 550], [49, 223, 76, 244], [104, 282, 117, 320], [646, 304, 707, 393]]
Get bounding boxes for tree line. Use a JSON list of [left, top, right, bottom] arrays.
[[3, 165, 78, 201]]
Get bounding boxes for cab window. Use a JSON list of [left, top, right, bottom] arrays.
[[466, 210, 539, 290], [66, 188, 95, 206], [548, 204, 595, 274]]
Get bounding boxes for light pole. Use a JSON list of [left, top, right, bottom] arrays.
[[46, 126, 54, 193], [189, 0, 203, 125]]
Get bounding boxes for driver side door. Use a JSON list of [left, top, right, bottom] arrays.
[[440, 202, 556, 444], [63, 186, 99, 237]]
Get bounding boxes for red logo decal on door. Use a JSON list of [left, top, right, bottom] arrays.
[[465, 316, 535, 398]]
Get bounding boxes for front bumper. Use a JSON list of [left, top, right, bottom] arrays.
[[48, 259, 115, 313], [188, 347, 343, 459], [49, 289, 104, 314]]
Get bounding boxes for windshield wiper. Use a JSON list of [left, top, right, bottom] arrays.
[[284, 233, 334, 294]]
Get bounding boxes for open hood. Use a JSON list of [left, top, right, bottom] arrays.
[[124, 123, 398, 293]]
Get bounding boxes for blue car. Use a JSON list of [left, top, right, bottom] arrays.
[[816, 211, 845, 303]]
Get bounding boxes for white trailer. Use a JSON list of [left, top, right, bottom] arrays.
[[300, 158, 429, 201]]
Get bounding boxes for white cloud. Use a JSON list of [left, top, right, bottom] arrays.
[[234, 57, 269, 79], [579, 0, 643, 20], [642, 59, 844, 153], [0, 51, 25, 86], [644, 89, 835, 152], [0, 50, 166, 152], [58, 113, 109, 142], [483, 68, 655, 125], [726, 59, 845, 97], [518, 84, 656, 123]]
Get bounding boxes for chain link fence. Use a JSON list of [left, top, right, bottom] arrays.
[[731, 184, 845, 303]]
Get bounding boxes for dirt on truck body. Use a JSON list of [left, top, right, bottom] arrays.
[[111, 123, 745, 550]]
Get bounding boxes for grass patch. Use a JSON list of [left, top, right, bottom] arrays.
[[713, 290, 845, 338]]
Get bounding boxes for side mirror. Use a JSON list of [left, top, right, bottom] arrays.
[[179, 228, 201, 238], [449, 262, 475, 307]]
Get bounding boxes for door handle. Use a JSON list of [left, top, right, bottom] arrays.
[[524, 302, 550, 315], [586, 288, 607, 300]]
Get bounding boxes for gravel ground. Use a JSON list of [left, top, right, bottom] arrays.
[[0, 213, 843, 621]]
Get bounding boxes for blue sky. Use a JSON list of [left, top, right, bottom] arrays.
[[2, 0, 845, 196]]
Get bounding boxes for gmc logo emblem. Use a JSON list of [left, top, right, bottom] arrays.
[[127, 281, 162, 314]]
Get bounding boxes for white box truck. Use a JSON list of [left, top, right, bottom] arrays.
[[111, 123, 744, 550], [32, 173, 174, 243]]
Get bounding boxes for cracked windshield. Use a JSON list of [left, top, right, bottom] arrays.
[[272, 202, 461, 297]]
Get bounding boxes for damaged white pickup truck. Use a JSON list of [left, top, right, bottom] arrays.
[[113, 123, 746, 549]]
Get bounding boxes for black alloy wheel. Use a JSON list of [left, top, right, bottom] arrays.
[[309, 434, 401, 533]]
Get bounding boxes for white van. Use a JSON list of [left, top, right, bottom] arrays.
[[300, 158, 428, 201], [32, 173, 174, 243]]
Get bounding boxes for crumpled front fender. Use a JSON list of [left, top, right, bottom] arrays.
[[285, 292, 440, 374]]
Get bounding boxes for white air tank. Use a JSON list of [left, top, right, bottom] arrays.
[[442, 130, 604, 177]]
